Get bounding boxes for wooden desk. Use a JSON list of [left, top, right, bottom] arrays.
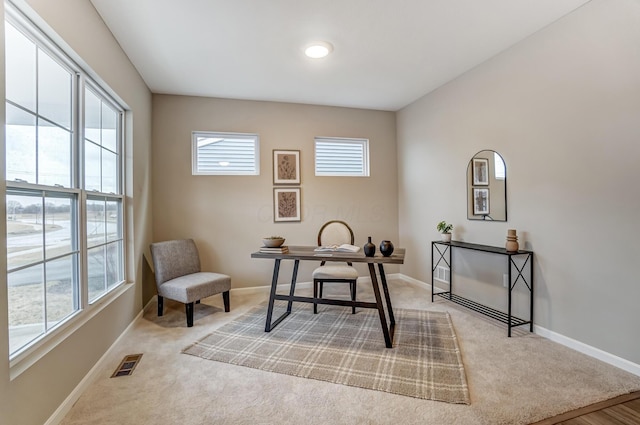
[[251, 246, 405, 348]]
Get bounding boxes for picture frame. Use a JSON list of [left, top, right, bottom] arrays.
[[273, 150, 300, 185], [472, 158, 489, 186], [274, 187, 301, 222], [473, 188, 490, 216]]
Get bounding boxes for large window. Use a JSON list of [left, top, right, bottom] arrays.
[[192, 131, 259, 175], [314, 137, 369, 177], [5, 6, 125, 358]]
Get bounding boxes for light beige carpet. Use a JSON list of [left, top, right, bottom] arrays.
[[59, 282, 640, 425], [183, 302, 470, 404]]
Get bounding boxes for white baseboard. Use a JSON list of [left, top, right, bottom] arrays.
[[44, 307, 145, 425], [396, 273, 430, 290], [534, 325, 640, 377], [397, 273, 640, 377]]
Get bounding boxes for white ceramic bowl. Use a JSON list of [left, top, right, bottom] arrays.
[[262, 238, 285, 248]]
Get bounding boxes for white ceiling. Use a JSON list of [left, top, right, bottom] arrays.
[[89, 0, 590, 111]]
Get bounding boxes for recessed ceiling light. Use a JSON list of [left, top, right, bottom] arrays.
[[304, 41, 333, 59]]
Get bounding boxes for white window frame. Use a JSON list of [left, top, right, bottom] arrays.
[[191, 131, 259, 176], [314, 137, 370, 177], [494, 151, 506, 180], [4, 2, 127, 366]]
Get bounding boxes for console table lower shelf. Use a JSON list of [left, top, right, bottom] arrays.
[[433, 292, 530, 329], [431, 240, 534, 337]]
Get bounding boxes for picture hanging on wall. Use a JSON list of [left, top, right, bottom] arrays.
[[273, 150, 300, 184], [472, 158, 489, 186], [473, 188, 490, 215], [274, 187, 301, 222]]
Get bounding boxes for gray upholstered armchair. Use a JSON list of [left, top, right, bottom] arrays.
[[150, 239, 231, 327]]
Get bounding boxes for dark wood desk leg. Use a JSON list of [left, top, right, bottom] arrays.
[[286, 260, 300, 314], [368, 263, 392, 348], [377, 263, 395, 327], [265, 259, 281, 332]]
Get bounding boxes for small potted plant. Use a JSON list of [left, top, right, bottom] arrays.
[[436, 221, 453, 242]]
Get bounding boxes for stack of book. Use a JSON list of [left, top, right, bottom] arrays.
[[259, 245, 289, 254]]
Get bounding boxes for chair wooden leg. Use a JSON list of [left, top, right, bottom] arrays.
[[186, 302, 194, 327], [157, 295, 164, 317], [313, 280, 319, 314], [222, 290, 230, 312], [351, 280, 357, 314]]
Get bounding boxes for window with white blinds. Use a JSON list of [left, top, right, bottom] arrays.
[[314, 137, 369, 177], [192, 132, 259, 175]]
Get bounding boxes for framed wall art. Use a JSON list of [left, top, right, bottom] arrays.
[[273, 149, 300, 184], [473, 188, 490, 216], [472, 158, 489, 186], [274, 187, 301, 222]]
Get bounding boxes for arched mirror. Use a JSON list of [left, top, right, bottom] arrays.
[[466, 150, 507, 221]]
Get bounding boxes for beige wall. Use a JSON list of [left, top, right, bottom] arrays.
[[0, 1, 153, 424], [397, 0, 640, 364], [151, 95, 398, 293]]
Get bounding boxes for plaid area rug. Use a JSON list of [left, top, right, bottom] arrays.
[[183, 302, 470, 404]]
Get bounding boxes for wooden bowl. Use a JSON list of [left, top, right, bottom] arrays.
[[262, 238, 285, 248]]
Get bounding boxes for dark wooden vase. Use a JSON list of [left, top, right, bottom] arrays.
[[363, 236, 376, 257], [379, 240, 394, 257]]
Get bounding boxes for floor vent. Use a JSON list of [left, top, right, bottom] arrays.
[[111, 354, 143, 378]]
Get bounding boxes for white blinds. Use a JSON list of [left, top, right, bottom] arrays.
[[192, 132, 259, 175], [314, 137, 369, 176]]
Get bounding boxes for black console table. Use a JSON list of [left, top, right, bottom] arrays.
[[431, 240, 534, 337]]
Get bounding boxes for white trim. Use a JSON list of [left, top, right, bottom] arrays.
[[397, 273, 640, 377], [396, 273, 429, 289], [44, 290, 143, 425], [534, 325, 640, 377]]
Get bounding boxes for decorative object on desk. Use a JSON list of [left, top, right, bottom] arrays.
[[273, 149, 300, 184], [183, 302, 470, 404], [505, 229, 519, 252], [260, 246, 289, 254], [314, 244, 360, 253], [273, 187, 301, 222], [379, 240, 394, 257], [363, 236, 376, 257], [436, 221, 453, 242], [262, 236, 285, 247]]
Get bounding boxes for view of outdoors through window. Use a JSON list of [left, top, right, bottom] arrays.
[[5, 12, 124, 357]]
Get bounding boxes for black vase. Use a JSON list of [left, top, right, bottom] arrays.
[[363, 236, 376, 257], [379, 240, 394, 257]]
